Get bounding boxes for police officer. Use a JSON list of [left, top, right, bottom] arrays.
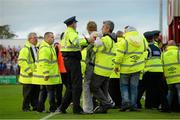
[[152, 30, 162, 48], [57, 16, 93, 114], [32, 32, 61, 113], [137, 31, 152, 109], [162, 40, 180, 112], [18, 32, 40, 111], [114, 26, 148, 111]]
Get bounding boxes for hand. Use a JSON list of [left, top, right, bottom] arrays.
[[114, 68, 119, 74], [87, 37, 95, 43], [28, 72, 33, 77], [44, 76, 50, 81]]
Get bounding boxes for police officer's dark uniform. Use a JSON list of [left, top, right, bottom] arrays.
[[57, 16, 89, 114]]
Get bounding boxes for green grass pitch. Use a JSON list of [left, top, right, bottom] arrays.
[[0, 85, 180, 119]]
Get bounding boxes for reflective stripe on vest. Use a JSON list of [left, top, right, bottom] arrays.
[[19, 46, 34, 64], [24, 67, 31, 72], [166, 74, 180, 79], [33, 74, 60, 78], [101, 39, 115, 56], [37, 45, 56, 64], [162, 50, 180, 80], [94, 38, 115, 71], [95, 64, 113, 70], [121, 60, 145, 67], [117, 38, 146, 55], [62, 31, 81, 50], [20, 74, 31, 78], [36, 59, 57, 64], [145, 56, 162, 68], [162, 50, 180, 66], [116, 38, 146, 67]]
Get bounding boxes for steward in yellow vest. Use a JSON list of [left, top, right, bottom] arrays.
[[18, 32, 40, 111], [162, 40, 180, 111], [90, 20, 115, 114], [33, 32, 61, 113], [114, 26, 148, 111]]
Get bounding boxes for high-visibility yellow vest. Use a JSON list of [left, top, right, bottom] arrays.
[[162, 46, 180, 85], [110, 43, 120, 78], [144, 43, 163, 72], [60, 27, 88, 52], [93, 34, 115, 77], [32, 41, 61, 85], [114, 31, 148, 74], [117, 37, 124, 43], [18, 41, 36, 84]]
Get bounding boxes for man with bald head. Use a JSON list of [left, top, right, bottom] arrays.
[[162, 40, 180, 112]]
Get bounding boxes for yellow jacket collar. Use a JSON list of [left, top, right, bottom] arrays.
[[67, 27, 77, 33], [42, 40, 53, 47], [167, 46, 178, 51], [25, 40, 31, 48]]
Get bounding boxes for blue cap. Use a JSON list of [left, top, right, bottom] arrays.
[[144, 31, 153, 39], [151, 30, 160, 36], [64, 16, 78, 26]]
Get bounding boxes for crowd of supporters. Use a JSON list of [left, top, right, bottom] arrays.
[[0, 45, 21, 75]]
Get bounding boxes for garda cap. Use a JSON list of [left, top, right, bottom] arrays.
[[151, 30, 161, 36], [144, 31, 153, 40], [64, 16, 78, 26]]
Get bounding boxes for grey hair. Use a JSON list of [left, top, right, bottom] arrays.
[[103, 20, 114, 33], [28, 32, 37, 39]]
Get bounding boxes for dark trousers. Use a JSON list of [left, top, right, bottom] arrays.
[[109, 78, 122, 108], [90, 73, 111, 107], [38, 84, 63, 112], [137, 78, 146, 108], [137, 72, 168, 110], [38, 86, 47, 112], [168, 84, 180, 112], [60, 57, 83, 113], [22, 84, 40, 111]]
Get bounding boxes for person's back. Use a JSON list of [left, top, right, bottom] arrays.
[[113, 26, 148, 111], [114, 29, 148, 74], [162, 40, 180, 112], [162, 45, 180, 84]]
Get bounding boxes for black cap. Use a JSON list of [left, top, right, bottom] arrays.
[[151, 30, 161, 36], [144, 31, 153, 39], [64, 16, 78, 26]]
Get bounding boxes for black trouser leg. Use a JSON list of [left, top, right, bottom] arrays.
[[55, 84, 63, 108], [60, 57, 83, 113], [144, 72, 153, 109], [37, 85, 47, 112], [46, 85, 56, 112], [109, 78, 121, 108], [30, 85, 40, 110], [158, 74, 169, 111], [22, 84, 32, 111], [137, 77, 146, 109], [60, 72, 73, 112], [90, 74, 110, 106], [70, 59, 83, 113]]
